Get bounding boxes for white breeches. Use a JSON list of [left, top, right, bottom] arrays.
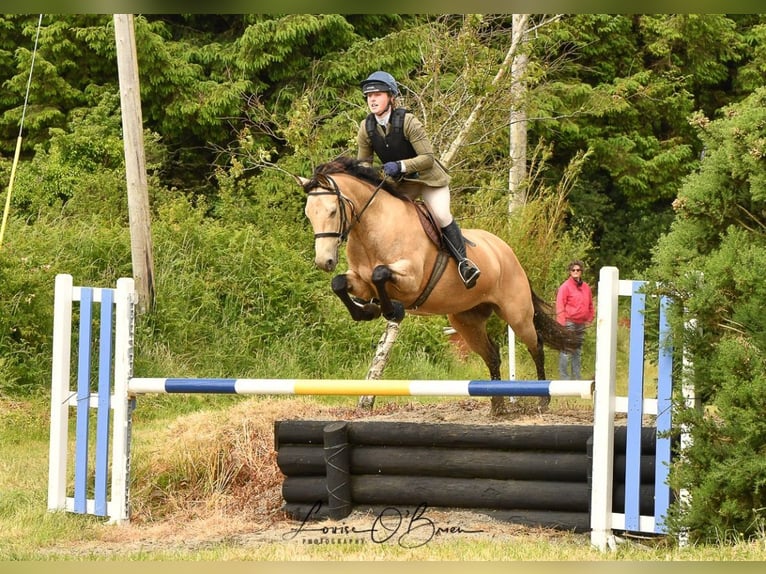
[[395, 182, 453, 228]]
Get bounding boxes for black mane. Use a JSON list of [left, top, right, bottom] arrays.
[[302, 156, 400, 195]]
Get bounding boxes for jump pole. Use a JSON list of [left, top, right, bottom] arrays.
[[127, 377, 593, 398]]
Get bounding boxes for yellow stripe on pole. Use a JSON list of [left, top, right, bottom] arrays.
[[293, 379, 412, 395]]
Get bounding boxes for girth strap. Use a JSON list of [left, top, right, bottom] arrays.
[[408, 250, 451, 310]]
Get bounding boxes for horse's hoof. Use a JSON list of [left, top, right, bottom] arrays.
[[362, 303, 381, 319], [490, 396, 511, 417], [537, 396, 551, 413], [490, 404, 512, 417], [383, 301, 405, 322]]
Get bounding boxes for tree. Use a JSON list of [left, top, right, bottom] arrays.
[[523, 14, 756, 274], [508, 13, 530, 212], [4, 14, 763, 275], [649, 87, 766, 542]]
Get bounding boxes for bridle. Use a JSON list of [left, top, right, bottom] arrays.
[[307, 175, 386, 244]]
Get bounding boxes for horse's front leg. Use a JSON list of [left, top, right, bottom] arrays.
[[371, 265, 405, 322], [331, 274, 381, 321]]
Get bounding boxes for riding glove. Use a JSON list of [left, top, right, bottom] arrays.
[[383, 161, 402, 177]]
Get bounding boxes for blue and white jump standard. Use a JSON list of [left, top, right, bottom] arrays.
[[46, 267, 680, 551]]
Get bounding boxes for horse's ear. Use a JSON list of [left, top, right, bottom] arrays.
[[295, 175, 309, 187]]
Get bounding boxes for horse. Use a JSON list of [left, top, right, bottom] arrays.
[[298, 157, 581, 416]]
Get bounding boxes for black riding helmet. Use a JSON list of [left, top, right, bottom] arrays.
[[360, 71, 399, 96]]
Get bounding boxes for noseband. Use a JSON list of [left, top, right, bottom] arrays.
[[307, 175, 385, 244]]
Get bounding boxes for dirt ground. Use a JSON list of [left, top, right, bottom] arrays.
[[44, 397, 602, 557]]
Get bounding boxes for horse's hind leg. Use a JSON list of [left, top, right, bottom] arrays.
[[531, 332, 551, 411], [448, 307, 509, 417], [500, 308, 550, 412]]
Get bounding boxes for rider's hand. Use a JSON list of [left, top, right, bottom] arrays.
[[383, 161, 402, 177]]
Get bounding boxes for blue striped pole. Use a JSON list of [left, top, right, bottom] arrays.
[[654, 295, 674, 532], [127, 377, 594, 399], [624, 280, 647, 531], [72, 287, 94, 514]]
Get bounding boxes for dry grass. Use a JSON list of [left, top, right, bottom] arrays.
[[87, 396, 597, 553], [129, 397, 360, 524]]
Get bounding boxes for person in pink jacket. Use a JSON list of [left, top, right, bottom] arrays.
[[556, 260, 594, 380]]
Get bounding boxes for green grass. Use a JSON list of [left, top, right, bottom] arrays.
[[0, 308, 752, 561], [2, 393, 766, 561]]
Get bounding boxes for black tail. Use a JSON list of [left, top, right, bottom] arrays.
[[531, 290, 583, 354]]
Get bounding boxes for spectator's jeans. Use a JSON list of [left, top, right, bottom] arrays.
[[559, 321, 584, 380]]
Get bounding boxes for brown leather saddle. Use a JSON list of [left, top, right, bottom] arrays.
[[411, 199, 443, 248], [406, 198, 476, 249]]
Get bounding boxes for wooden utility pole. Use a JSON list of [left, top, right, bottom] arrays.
[[114, 14, 155, 313]]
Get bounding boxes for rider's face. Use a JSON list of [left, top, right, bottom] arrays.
[[366, 91, 391, 117]]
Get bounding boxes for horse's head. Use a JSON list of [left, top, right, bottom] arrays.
[[300, 172, 347, 272], [299, 158, 398, 272]]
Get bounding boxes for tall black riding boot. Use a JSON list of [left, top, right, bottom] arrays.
[[441, 220, 481, 289]]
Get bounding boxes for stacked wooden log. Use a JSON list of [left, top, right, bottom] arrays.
[[274, 420, 661, 532]]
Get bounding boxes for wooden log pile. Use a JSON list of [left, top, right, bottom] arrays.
[[274, 420, 662, 533]]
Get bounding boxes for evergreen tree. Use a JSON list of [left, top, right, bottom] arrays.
[[649, 87, 766, 542]]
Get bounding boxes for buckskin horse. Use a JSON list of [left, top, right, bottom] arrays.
[[299, 157, 580, 416]]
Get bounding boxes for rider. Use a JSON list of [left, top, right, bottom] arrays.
[[356, 70, 481, 289]]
